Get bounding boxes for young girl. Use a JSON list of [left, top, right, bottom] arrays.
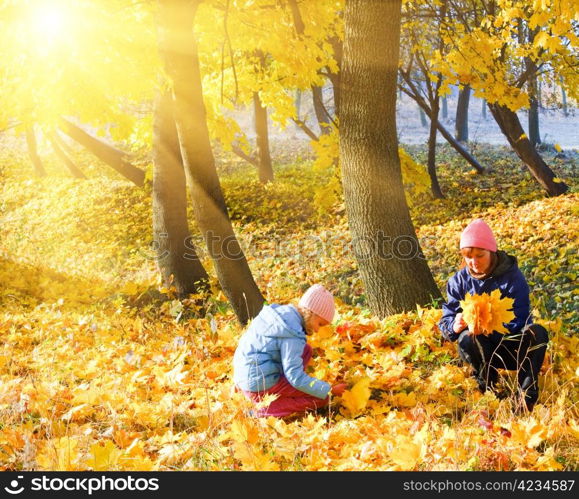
[[233, 284, 347, 418], [438, 219, 549, 412]]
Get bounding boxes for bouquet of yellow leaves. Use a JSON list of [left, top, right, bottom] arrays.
[[460, 289, 515, 336]]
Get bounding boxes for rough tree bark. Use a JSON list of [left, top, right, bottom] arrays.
[[59, 118, 145, 187], [153, 91, 209, 298], [341, 0, 442, 317], [158, 0, 264, 324]]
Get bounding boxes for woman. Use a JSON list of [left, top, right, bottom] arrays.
[[438, 219, 549, 412]]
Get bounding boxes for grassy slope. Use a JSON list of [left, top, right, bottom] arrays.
[[0, 143, 577, 470]]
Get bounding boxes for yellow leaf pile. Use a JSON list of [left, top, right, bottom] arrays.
[[460, 289, 515, 336], [0, 139, 577, 471], [340, 378, 371, 417]]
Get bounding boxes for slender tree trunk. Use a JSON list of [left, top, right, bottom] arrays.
[[231, 143, 258, 167], [292, 118, 319, 141], [481, 98, 487, 119], [442, 96, 448, 119], [401, 83, 485, 173], [525, 50, 541, 146], [253, 92, 274, 183], [48, 132, 86, 179], [153, 91, 209, 298], [59, 118, 145, 187], [52, 130, 77, 157], [488, 103, 568, 196], [455, 85, 470, 143], [288, 0, 339, 122], [25, 126, 47, 177], [419, 107, 428, 127], [312, 85, 332, 135], [158, 0, 264, 324], [341, 0, 441, 317], [295, 89, 302, 120], [428, 98, 444, 198], [560, 78, 568, 117], [328, 36, 342, 119], [528, 95, 541, 147], [524, 28, 540, 146]]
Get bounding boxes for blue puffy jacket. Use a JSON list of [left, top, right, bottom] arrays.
[[438, 250, 531, 342], [233, 304, 331, 399]]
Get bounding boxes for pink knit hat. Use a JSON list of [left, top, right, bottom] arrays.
[[298, 284, 335, 323], [460, 219, 497, 252]]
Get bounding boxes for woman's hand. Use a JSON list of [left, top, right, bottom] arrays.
[[453, 313, 468, 334], [331, 383, 348, 396]]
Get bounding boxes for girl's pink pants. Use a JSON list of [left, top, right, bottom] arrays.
[[241, 344, 329, 418]]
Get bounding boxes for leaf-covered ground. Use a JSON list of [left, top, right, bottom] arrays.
[[0, 142, 577, 470]]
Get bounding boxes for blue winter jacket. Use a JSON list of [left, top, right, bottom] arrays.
[[233, 304, 331, 399], [438, 251, 531, 343]]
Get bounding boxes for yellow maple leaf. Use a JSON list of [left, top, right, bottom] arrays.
[[341, 378, 371, 417], [230, 419, 259, 444], [509, 418, 548, 449], [233, 442, 280, 471], [392, 391, 418, 408], [88, 440, 122, 471], [388, 435, 424, 470], [460, 290, 515, 336]]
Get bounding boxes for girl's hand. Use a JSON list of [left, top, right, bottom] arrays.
[[331, 383, 348, 396], [453, 313, 467, 334]]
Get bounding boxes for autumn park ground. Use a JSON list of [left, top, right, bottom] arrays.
[[0, 137, 577, 471]]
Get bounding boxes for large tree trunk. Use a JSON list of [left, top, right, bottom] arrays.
[[312, 85, 332, 135], [455, 85, 470, 143], [488, 103, 568, 196], [48, 131, 86, 179], [25, 126, 46, 177], [153, 91, 209, 298], [253, 92, 274, 183], [59, 118, 145, 187], [427, 97, 444, 198], [158, 0, 264, 325], [341, 0, 441, 317]]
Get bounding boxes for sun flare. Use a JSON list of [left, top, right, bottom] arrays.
[[30, 3, 69, 40]]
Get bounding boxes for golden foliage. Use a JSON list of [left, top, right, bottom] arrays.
[[460, 289, 515, 336]]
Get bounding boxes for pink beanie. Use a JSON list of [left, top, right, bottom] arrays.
[[298, 284, 335, 323], [460, 219, 497, 252]]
